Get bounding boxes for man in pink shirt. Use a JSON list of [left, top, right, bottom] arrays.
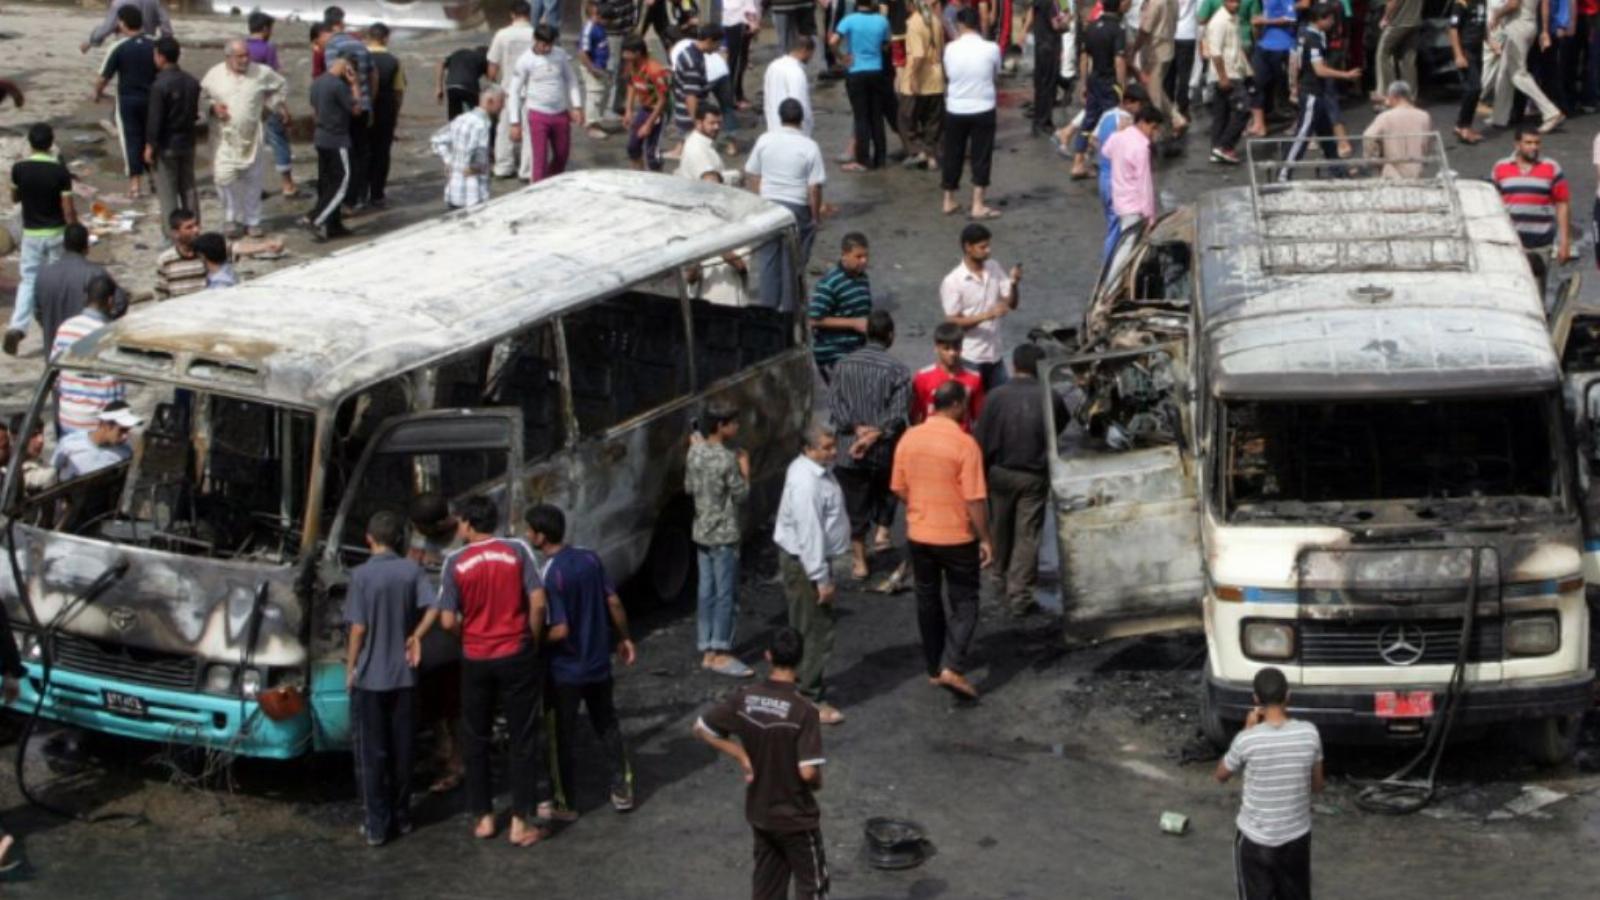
[[1100, 106, 1164, 254]]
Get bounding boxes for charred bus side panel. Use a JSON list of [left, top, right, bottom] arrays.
[[0, 173, 813, 759]]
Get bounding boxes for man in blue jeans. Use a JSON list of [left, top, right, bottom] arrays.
[[6, 124, 77, 357], [686, 403, 754, 678]]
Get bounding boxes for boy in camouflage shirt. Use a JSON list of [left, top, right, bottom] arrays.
[[685, 403, 753, 677]]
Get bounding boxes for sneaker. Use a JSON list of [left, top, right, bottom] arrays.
[[610, 786, 635, 813], [2, 329, 21, 356]]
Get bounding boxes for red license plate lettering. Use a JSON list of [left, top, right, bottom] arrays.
[[1374, 691, 1434, 718]]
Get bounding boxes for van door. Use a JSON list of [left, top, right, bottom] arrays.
[[311, 408, 523, 751], [1044, 347, 1205, 641], [1549, 278, 1600, 584]]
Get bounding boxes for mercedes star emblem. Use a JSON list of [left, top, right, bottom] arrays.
[[108, 606, 137, 633], [1377, 624, 1426, 666]]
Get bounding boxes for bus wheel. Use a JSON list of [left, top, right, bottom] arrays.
[[1520, 713, 1582, 767], [642, 501, 696, 605]]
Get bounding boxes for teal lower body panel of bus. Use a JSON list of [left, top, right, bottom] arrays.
[[14, 662, 313, 760]]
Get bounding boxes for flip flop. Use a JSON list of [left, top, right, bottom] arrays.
[[430, 771, 464, 793], [968, 209, 1002, 220], [509, 828, 547, 847], [841, 162, 868, 172]]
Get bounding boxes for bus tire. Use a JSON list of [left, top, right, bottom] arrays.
[[641, 499, 696, 605], [1519, 713, 1582, 767]]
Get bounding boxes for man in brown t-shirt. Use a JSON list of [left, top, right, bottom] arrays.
[[695, 627, 828, 900]]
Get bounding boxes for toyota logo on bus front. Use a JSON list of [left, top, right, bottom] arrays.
[[1377, 625, 1426, 666]]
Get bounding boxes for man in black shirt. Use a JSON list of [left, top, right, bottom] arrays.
[[1449, 0, 1487, 144], [1023, 0, 1069, 136], [696, 627, 828, 900], [974, 344, 1068, 617], [7, 124, 77, 357], [1281, 3, 1361, 179], [437, 45, 488, 120], [363, 23, 405, 208], [94, 5, 158, 199], [145, 36, 201, 242], [1069, 8, 1126, 179]]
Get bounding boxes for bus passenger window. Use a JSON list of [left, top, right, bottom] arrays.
[[563, 292, 691, 435], [690, 289, 794, 387], [484, 323, 567, 460]]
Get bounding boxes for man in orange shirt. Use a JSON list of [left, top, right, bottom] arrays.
[[890, 379, 992, 700]]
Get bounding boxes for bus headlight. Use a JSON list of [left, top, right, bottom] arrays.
[[1506, 615, 1560, 657], [1242, 622, 1296, 660], [203, 664, 235, 694], [239, 668, 263, 700]]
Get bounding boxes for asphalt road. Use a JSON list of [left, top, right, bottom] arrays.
[[3, 8, 1600, 898]]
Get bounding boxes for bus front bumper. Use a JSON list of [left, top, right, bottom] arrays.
[[1206, 671, 1596, 738], [13, 662, 312, 760]]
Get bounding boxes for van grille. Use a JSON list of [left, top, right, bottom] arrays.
[[48, 633, 199, 691], [1298, 619, 1503, 666]]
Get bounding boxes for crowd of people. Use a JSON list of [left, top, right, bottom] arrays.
[[7, 0, 1590, 894]]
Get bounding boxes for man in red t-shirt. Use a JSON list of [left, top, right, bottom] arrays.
[[912, 322, 986, 432], [437, 495, 553, 847]]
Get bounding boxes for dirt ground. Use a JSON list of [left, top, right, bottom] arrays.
[[3, 2, 1600, 898]]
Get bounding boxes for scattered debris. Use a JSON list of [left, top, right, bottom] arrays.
[[1158, 811, 1189, 835], [1487, 785, 1570, 821], [864, 817, 931, 870]]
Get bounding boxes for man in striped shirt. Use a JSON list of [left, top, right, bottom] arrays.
[[1491, 129, 1571, 293], [828, 311, 912, 580], [808, 233, 873, 382], [1215, 666, 1324, 900], [51, 276, 126, 434]]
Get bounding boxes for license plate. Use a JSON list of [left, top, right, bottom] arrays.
[[1374, 691, 1434, 718], [102, 690, 147, 718]]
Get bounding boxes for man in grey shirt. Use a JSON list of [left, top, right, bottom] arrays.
[[344, 511, 442, 846], [33, 224, 125, 350], [304, 55, 359, 242], [1215, 666, 1325, 900]]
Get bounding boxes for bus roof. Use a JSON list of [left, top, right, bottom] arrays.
[[1195, 179, 1558, 398], [60, 171, 795, 407]]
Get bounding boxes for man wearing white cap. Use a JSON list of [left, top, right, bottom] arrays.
[[53, 403, 143, 482]]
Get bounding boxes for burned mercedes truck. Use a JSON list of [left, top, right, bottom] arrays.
[[1044, 141, 1593, 763]]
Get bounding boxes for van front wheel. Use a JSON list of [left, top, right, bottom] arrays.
[[1200, 680, 1237, 749], [1519, 714, 1582, 766]]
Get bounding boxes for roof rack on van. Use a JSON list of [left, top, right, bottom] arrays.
[[1242, 132, 1470, 276]]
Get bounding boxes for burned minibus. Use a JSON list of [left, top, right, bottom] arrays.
[[0, 172, 813, 758], [1045, 143, 1593, 763]]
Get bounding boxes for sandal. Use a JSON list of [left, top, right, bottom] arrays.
[[968, 208, 1002, 220], [840, 162, 868, 172]]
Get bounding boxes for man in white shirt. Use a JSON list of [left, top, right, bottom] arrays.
[[764, 37, 817, 135], [431, 87, 503, 208], [941, 8, 1003, 218], [508, 24, 584, 183], [939, 222, 1022, 390], [746, 98, 827, 311], [487, 0, 536, 179], [773, 423, 850, 725], [679, 106, 737, 181]]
